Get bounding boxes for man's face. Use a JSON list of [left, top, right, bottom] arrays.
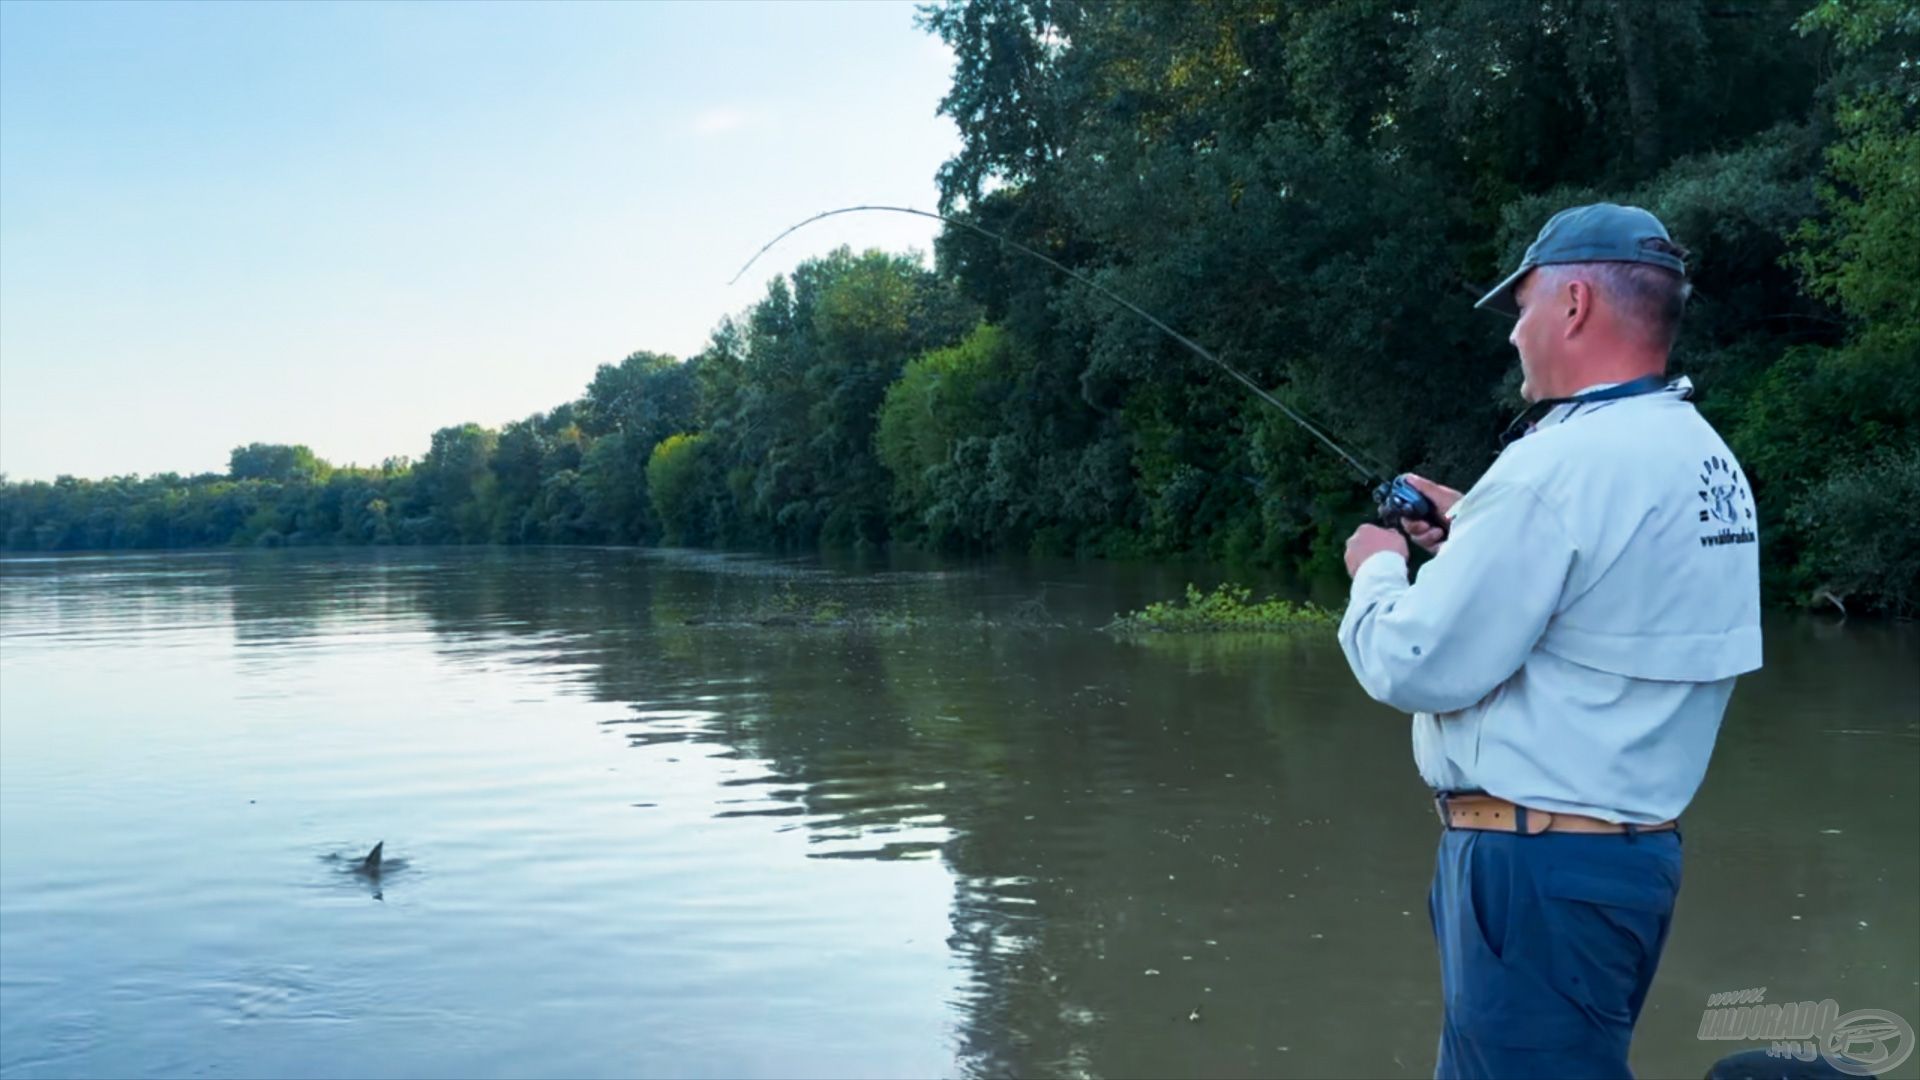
[[1509, 270, 1562, 402]]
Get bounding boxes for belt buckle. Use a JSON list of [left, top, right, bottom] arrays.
[[1433, 792, 1453, 828]]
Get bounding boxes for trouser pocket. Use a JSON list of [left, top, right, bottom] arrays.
[[1537, 866, 1677, 1033], [1433, 832, 1679, 1051]]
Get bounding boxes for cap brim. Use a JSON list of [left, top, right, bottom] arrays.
[[1474, 263, 1531, 317]]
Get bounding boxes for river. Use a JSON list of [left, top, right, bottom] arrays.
[[2, 548, 1914, 1078]]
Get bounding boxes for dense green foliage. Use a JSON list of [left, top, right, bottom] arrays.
[[4, 0, 1914, 613], [646, 433, 720, 546], [1108, 583, 1341, 634]]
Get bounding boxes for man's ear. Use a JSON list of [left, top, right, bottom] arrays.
[[1564, 279, 1593, 337]]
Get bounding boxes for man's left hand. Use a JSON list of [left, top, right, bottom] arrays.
[[1344, 524, 1409, 577]]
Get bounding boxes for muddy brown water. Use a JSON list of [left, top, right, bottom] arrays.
[[2, 548, 1914, 1078]]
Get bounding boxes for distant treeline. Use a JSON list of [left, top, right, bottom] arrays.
[[4, 0, 1914, 614]]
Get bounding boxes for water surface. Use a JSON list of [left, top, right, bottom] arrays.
[[2, 548, 1915, 1078]]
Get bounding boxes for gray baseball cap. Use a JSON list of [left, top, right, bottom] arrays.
[[1475, 203, 1686, 316]]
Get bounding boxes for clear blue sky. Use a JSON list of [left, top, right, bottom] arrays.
[[0, 0, 958, 480]]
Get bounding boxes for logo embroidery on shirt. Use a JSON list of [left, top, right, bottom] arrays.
[[1698, 457, 1756, 547]]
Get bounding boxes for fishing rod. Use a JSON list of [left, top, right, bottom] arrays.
[[730, 204, 1447, 535]]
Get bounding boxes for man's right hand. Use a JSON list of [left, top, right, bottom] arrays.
[[1402, 474, 1462, 554]]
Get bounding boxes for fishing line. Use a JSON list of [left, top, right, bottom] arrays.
[[729, 204, 1395, 485]]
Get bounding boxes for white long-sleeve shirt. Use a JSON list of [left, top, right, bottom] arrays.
[[1338, 378, 1762, 824]]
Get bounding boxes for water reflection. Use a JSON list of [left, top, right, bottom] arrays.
[[1, 548, 1914, 1079]]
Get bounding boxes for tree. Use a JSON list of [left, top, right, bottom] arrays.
[[703, 247, 976, 547], [414, 423, 499, 542], [647, 433, 727, 546], [579, 351, 698, 448], [228, 443, 329, 484]]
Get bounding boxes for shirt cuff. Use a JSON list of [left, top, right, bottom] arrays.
[[1353, 550, 1409, 589]]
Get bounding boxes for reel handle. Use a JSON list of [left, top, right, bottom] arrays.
[[1373, 475, 1450, 538]]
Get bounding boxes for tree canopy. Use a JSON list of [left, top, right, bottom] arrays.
[[5, 0, 1914, 613]]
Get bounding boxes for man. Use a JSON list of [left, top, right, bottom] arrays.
[[1338, 203, 1762, 1079]]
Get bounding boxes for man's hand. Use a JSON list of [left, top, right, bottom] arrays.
[[1401, 474, 1462, 554], [1345, 524, 1409, 577]]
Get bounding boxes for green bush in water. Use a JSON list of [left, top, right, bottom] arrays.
[[1108, 583, 1341, 634]]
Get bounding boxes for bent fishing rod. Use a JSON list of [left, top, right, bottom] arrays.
[[730, 204, 1447, 535]]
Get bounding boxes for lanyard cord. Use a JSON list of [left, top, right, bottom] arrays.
[[1497, 375, 1681, 449]]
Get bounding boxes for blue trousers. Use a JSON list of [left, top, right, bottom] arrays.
[[1429, 827, 1683, 1080]]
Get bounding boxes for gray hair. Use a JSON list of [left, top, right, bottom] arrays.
[[1537, 237, 1692, 348]]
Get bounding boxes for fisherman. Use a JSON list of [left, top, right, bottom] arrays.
[[1337, 204, 1763, 1079]]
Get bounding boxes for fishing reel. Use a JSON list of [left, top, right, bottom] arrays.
[[1373, 475, 1450, 537]]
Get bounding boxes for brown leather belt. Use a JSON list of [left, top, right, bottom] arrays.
[[1436, 792, 1677, 836]]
